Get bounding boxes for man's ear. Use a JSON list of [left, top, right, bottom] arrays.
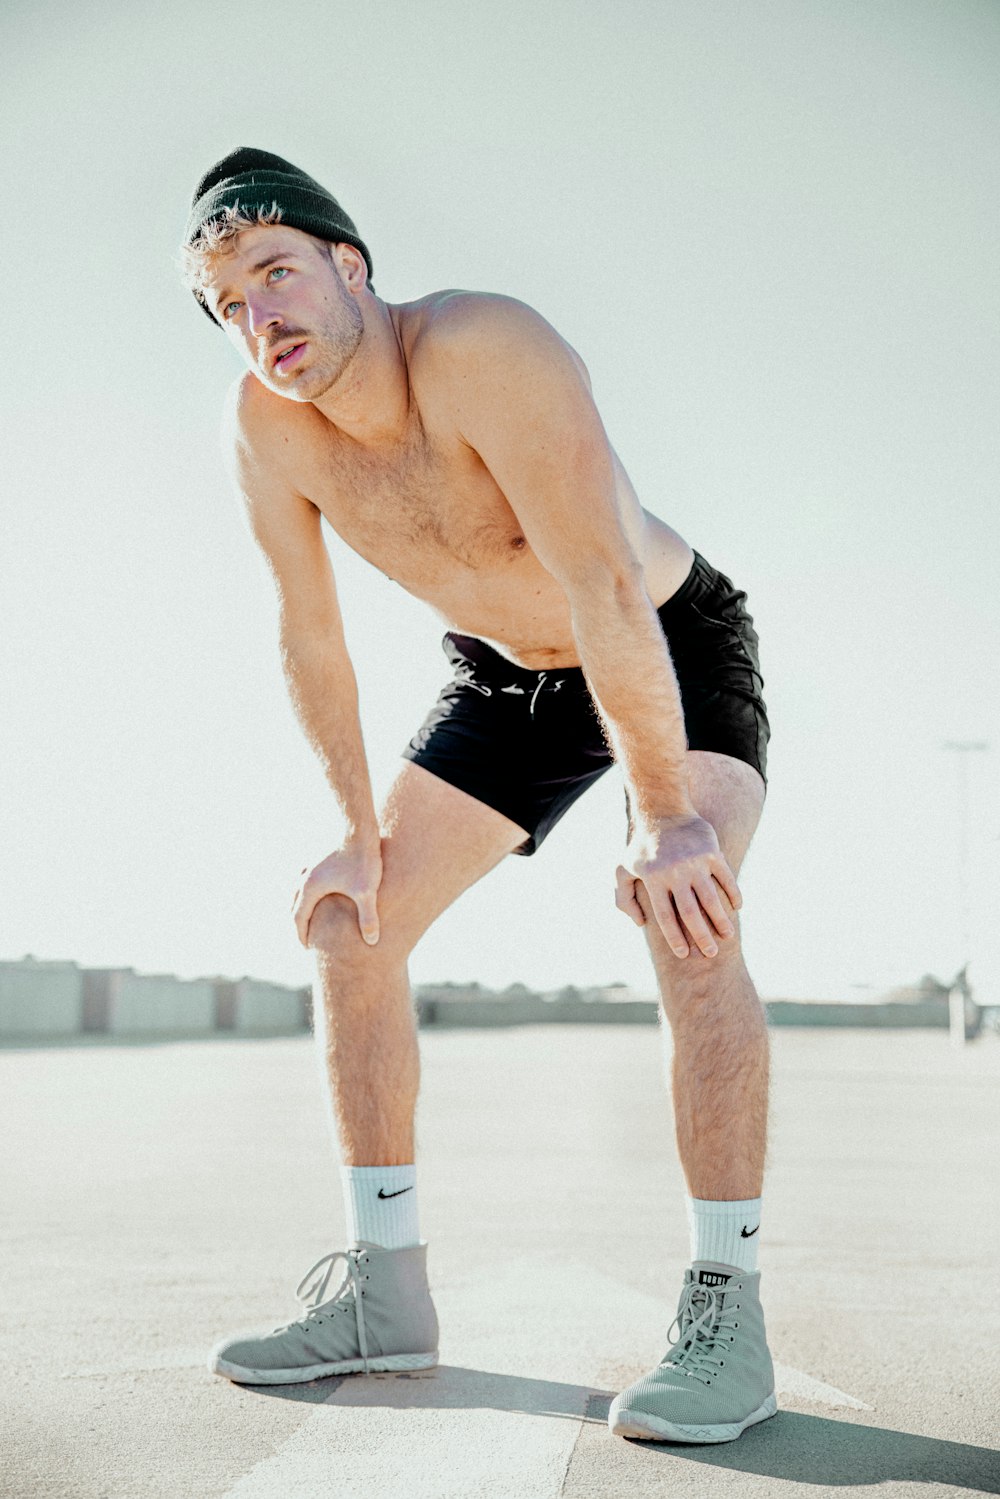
[[330, 241, 369, 292]]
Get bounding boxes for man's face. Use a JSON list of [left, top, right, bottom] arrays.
[[202, 223, 364, 401]]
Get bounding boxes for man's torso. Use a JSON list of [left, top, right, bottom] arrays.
[[241, 290, 694, 670]]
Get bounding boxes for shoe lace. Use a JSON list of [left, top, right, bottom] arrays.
[[283, 1248, 371, 1374], [661, 1281, 740, 1387]]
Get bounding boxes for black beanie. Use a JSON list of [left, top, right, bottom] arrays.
[[184, 146, 374, 324]]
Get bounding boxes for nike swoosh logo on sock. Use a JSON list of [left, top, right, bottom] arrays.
[[378, 1186, 414, 1199], [741, 1224, 760, 1238]]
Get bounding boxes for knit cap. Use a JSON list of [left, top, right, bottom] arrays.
[[184, 146, 373, 323]]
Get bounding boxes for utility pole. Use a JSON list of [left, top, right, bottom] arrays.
[[942, 741, 990, 1046]]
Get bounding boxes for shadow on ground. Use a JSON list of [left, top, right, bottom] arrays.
[[232, 1366, 1000, 1492], [592, 1395, 1000, 1493], [242, 1364, 600, 1425]]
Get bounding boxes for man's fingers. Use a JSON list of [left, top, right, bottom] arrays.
[[674, 887, 726, 957], [641, 884, 691, 959], [712, 857, 742, 911], [295, 888, 320, 949], [355, 891, 380, 945], [294, 886, 378, 949], [614, 865, 646, 926], [699, 877, 736, 940], [656, 879, 741, 960]]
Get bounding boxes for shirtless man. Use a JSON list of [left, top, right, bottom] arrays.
[[179, 148, 776, 1445]]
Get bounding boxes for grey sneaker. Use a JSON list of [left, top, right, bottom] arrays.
[[208, 1240, 439, 1385], [608, 1262, 778, 1443]]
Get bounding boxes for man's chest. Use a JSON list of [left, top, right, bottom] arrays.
[[295, 415, 530, 592]]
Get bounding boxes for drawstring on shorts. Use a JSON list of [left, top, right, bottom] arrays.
[[529, 672, 566, 717]]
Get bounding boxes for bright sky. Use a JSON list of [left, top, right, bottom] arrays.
[[3, 0, 998, 1004]]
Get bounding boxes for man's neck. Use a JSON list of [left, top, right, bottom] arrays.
[[311, 297, 411, 447]]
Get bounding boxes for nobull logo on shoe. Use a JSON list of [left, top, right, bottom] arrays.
[[696, 1269, 732, 1287]]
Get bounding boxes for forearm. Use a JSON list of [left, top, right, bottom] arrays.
[[279, 630, 379, 844], [570, 567, 694, 825]]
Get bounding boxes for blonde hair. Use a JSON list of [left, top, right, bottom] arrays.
[[177, 200, 374, 317], [176, 200, 286, 308]]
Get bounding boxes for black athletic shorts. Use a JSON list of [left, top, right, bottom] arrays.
[[402, 549, 769, 855]]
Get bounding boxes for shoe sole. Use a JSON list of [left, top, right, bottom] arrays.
[[609, 1392, 778, 1444], [210, 1350, 438, 1385]]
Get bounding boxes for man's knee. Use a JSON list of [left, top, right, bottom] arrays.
[[636, 881, 745, 993], [306, 889, 417, 964]]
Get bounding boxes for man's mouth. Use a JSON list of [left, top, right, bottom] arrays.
[[272, 342, 307, 372]]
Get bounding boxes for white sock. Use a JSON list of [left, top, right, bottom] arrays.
[[686, 1195, 762, 1273], [340, 1164, 420, 1249]]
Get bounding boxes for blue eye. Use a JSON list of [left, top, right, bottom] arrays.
[[220, 266, 288, 320]]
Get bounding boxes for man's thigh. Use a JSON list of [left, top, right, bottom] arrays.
[[633, 748, 766, 971], [684, 749, 766, 878], [366, 759, 529, 953], [627, 749, 765, 875]]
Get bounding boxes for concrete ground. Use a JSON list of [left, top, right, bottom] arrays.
[[2, 1023, 998, 1499]]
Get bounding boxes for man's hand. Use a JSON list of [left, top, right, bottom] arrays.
[[615, 813, 742, 959], [292, 838, 384, 948]]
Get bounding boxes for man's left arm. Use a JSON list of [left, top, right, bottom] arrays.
[[439, 295, 740, 960]]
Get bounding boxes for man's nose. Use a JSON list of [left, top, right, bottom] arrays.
[[245, 295, 281, 337]]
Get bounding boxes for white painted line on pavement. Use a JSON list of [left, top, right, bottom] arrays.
[[773, 1361, 871, 1410], [220, 1367, 585, 1499], [215, 1358, 870, 1499]]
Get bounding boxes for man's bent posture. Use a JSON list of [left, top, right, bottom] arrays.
[[180, 148, 775, 1444]]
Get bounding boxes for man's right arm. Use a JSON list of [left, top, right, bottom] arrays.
[[221, 376, 382, 942]]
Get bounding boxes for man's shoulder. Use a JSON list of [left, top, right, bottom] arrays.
[[408, 288, 556, 353], [405, 289, 591, 392], [221, 368, 313, 465], [413, 287, 543, 327], [222, 367, 297, 433]]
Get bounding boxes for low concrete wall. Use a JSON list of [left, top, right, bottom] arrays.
[[0, 961, 313, 1042], [419, 995, 659, 1027], [765, 1000, 950, 1028], [419, 997, 962, 1030], [232, 979, 310, 1034], [0, 961, 83, 1037], [0, 957, 979, 1041], [109, 973, 216, 1036]]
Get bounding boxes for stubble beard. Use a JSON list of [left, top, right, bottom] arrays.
[[267, 289, 365, 403], [305, 296, 365, 400]]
